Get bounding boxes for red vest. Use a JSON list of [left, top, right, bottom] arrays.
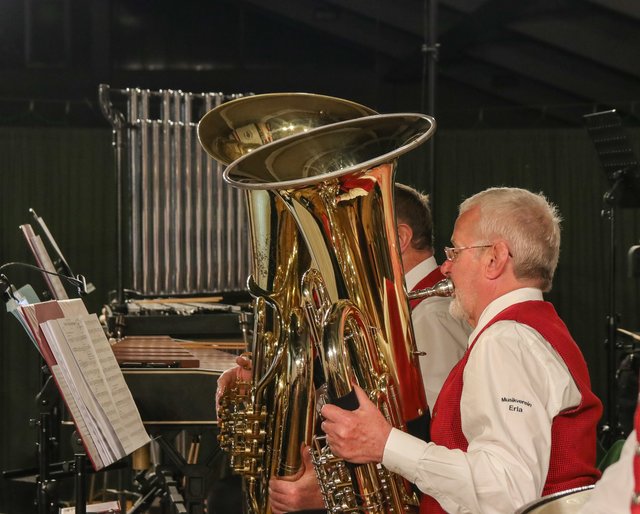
[[409, 267, 446, 310], [420, 300, 602, 514]]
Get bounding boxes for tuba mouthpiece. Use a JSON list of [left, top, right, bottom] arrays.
[[407, 278, 454, 301]]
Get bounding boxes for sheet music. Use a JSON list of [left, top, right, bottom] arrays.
[[58, 298, 89, 318], [18, 300, 150, 470], [20, 300, 65, 365], [51, 364, 104, 470], [41, 319, 122, 464], [80, 315, 149, 453]]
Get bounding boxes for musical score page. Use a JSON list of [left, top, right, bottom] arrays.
[[41, 318, 123, 464], [41, 314, 150, 468], [18, 299, 150, 470], [50, 364, 104, 470]]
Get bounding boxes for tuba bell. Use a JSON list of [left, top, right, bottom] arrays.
[[198, 93, 377, 514], [223, 112, 436, 513]]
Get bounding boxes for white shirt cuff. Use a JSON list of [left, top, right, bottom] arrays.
[[383, 427, 431, 481]]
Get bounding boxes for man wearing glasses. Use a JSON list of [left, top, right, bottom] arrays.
[[321, 187, 602, 514]]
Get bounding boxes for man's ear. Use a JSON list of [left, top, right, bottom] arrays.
[[485, 240, 511, 279], [396, 223, 413, 253]]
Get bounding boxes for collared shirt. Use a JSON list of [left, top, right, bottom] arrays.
[[383, 288, 582, 514], [579, 431, 635, 514], [405, 256, 470, 409]]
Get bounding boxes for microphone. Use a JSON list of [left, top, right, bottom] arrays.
[[0, 262, 89, 297]]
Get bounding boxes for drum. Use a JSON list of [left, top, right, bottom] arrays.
[[514, 485, 594, 514]]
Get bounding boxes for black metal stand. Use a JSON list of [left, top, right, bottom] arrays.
[[74, 454, 87, 514], [36, 412, 58, 514], [1, 374, 95, 514], [1, 360, 121, 514], [34, 373, 62, 514], [158, 435, 215, 514], [126, 433, 222, 514], [127, 470, 164, 514], [600, 186, 622, 441], [98, 83, 127, 308], [584, 109, 640, 444]]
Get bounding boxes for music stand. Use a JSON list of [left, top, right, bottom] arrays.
[[584, 109, 640, 442]]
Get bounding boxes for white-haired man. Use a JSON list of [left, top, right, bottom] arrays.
[[321, 187, 602, 514]]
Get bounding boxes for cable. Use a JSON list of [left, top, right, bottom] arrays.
[[0, 262, 88, 297]]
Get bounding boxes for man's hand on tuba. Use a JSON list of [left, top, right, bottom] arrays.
[[215, 352, 253, 413], [268, 444, 325, 514], [320, 384, 392, 464]]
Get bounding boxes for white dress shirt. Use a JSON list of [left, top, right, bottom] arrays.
[[405, 256, 470, 409], [383, 288, 582, 514], [578, 430, 635, 514]]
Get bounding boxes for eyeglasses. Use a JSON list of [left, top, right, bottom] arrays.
[[444, 245, 493, 262]]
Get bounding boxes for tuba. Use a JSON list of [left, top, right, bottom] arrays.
[[198, 93, 376, 513], [223, 112, 436, 513]]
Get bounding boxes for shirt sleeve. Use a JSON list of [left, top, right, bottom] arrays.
[[383, 320, 581, 514], [579, 431, 635, 514]]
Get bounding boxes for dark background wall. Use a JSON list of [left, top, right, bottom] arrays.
[[0, 127, 117, 513], [3, 0, 640, 512], [2, 122, 640, 512]]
